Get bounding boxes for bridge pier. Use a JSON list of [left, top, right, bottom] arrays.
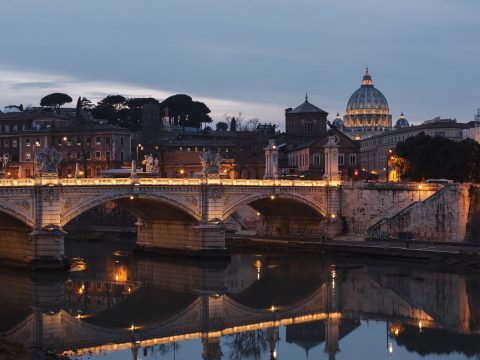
[[29, 227, 68, 269]]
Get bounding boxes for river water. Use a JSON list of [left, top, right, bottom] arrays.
[[1, 239, 480, 360]]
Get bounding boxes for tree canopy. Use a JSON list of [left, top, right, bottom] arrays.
[[216, 121, 229, 131], [160, 94, 212, 129], [393, 132, 480, 182], [40, 93, 73, 110]]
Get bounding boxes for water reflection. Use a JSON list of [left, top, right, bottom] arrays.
[[1, 240, 480, 359]]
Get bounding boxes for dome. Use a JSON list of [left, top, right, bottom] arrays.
[[346, 68, 389, 112], [394, 112, 409, 129], [342, 67, 392, 138], [332, 113, 344, 128]]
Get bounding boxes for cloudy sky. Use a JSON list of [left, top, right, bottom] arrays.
[[0, 0, 478, 127]]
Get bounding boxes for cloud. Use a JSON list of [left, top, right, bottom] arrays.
[[0, 66, 283, 126]]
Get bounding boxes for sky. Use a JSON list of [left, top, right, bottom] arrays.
[[0, 0, 479, 128]]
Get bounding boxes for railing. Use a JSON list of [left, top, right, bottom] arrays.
[[0, 177, 334, 187]]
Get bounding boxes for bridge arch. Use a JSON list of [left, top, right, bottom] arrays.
[[0, 200, 35, 228], [223, 192, 327, 220], [61, 192, 201, 227]]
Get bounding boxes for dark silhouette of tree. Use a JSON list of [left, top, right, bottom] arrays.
[[40, 93, 73, 111], [76, 97, 93, 112], [160, 94, 212, 129], [225, 330, 268, 360], [394, 132, 480, 182], [93, 95, 127, 127], [230, 117, 237, 131], [216, 121, 229, 131]]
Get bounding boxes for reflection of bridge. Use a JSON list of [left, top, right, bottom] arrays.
[[0, 177, 448, 269], [1, 256, 479, 359]]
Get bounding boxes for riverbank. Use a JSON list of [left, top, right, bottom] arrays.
[[226, 236, 480, 272]]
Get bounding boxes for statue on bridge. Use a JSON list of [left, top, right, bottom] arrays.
[[200, 150, 223, 178], [142, 154, 159, 174], [0, 154, 8, 174], [35, 147, 62, 177]]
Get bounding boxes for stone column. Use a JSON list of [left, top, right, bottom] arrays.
[[324, 135, 341, 182], [264, 139, 278, 179]]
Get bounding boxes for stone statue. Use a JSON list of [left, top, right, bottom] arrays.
[[35, 147, 62, 177], [200, 150, 223, 178], [0, 154, 8, 172], [142, 154, 155, 173], [153, 158, 159, 174]]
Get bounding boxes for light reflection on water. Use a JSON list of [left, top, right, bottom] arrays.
[[1, 240, 480, 360]]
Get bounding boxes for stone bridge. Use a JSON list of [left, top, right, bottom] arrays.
[[0, 177, 342, 268]]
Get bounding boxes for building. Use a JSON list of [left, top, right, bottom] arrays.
[[1, 109, 132, 178], [360, 118, 468, 181], [343, 68, 392, 140], [284, 127, 359, 179], [285, 95, 328, 140]]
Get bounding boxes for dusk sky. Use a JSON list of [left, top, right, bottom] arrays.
[[0, 0, 478, 127]]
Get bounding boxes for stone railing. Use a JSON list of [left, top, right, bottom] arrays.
[[0, 177, 333, 187]]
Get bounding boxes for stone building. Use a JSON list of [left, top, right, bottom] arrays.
[[342, 68, 392, 140], [284, 127, 360, 179], [285, 95, 328, 140]]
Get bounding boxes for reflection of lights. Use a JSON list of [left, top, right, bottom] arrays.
[[255, 260, 262, 280], [330, 213, 336, 219], [130, 324, 135, 331], [256, 212, 261, 216], [270, 305, 276, 311], [129, 195, 134, 200], [388, 342, 394, 354], [418, 321, 423, 332], [273, 349, 277, 358], [78, 287, 83, 295], [270, 195, 275, 200], [128, 286, 132, 293]]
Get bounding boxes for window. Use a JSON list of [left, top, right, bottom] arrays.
[[3, 140, 9, 148], [305, 121, 313, 133], [67, 152, 71, 160], [95, 151, 101, 159], [57, 138, 62, 145], [12, 139, 17, 148], [96, 137, 101, 145], [13, 125, 18, 132], [349, 154, 357, 165], [25, 169, 31, 177], [120, 137, 124, 146], [5, 125, 9, 133], [25, 138, 31, 147], [292, 123, 296, 133], [313, 153, 321, 165], [76, 151, 81, 159], [106, 137, 111, 145], [120, 151, 124, 161], [76, 137, 81, 145], [338, 153, 344, 166], [25, 153, 31, 161], [86, 151, 91, 160], [105, 151, 110, 160]]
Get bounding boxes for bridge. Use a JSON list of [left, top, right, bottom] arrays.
[[1, 176, 474, 269], [0, 177, 343, 268], [1, 255, 479, 359]]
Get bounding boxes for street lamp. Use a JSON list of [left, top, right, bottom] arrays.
[[33, 140, 41, 177]]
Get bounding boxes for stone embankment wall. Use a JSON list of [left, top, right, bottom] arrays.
[[366, 184, 473, 242], [340, 183, 438, 240]]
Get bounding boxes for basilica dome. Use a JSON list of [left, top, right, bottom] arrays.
[[343, 68, 392, 139], [394, 112, 409, 129], [332, 113, 344, 128]]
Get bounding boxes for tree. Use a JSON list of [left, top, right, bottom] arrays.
[[160, 94, 212, 129], [40, 93, 73, 111], [76, 97, 93, 112], [92, 95, 127, 128], [394, 132, 480, 182], [216, 121, 229, 131], [230, 117, 237, 131]]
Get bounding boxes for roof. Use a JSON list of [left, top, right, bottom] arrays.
[[362, 120, 470, 142], [288, 126, 359, 152], [289, 95, 328, 114]]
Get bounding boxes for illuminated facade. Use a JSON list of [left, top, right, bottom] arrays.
[[343, 68, 392, 139]]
